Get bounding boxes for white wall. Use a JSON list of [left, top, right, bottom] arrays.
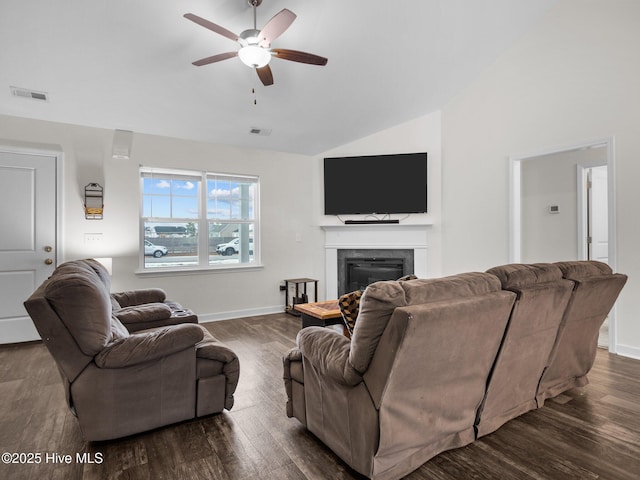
[[521, 147, 606, 262], [0, 110, 441, 322], [0, 114, 324, 320], [441, 0, 640, 358], [317, 111, 443, 277], [521, 153, 579, 262]]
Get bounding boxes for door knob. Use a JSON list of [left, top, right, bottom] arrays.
[[44, 246, 53, 252], [44, 258, 53, 265]]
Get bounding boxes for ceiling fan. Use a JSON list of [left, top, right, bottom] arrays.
[[184, 0, 328, 86]]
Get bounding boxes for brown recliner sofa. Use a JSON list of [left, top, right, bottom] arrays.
[[284, 272, 517, 480], [24, 259, 239, 441], [476, 261, 627, 436], [283, 261, 626, 480], [536, 260, 627, 404], [475, 262, 575, 437]]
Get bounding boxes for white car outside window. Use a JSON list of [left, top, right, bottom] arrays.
[[145, 240, 168, 258]]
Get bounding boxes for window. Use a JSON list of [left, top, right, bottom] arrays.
[[141, 167, 259, 270]]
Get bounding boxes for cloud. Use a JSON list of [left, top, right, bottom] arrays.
[[209, 188, 232, 197], [156, 180, 170, 189], [208, 186, 253, 198], [180, 181, 195, 190]]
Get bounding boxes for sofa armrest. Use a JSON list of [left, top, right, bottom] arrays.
[[297, 327, 362, 386], [284, 347, 303, 378], [113, 303, 172, 327], [283, 348, 304, 418], [111, 288, 167, 308], [95, 323, 204, 368]]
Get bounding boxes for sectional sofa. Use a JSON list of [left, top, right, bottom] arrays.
[[283, 261, 627, 480]]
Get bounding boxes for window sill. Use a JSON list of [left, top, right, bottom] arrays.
[[135, 263, 264, 277]]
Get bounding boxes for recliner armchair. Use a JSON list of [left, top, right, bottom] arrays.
[[24, 258, 239, 441]]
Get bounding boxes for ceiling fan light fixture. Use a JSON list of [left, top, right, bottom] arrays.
[[185, 4, 326, 86], [238, 45, 271, 68]]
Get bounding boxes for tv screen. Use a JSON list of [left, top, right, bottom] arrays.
[[324, 152, 427, 215]]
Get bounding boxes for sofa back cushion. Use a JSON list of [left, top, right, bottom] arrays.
[[476, 263, 574, 436], [487, 262, 563, 288], [44, 260, 114, 356], [536, 261, 627, 402], [364, 284, 516, 468], [349, 282, 406, 373], [553, 261, 626, 324], [555, 260, 612, 278], [349, 272, 503, 374], [401, 272, 502, 304]]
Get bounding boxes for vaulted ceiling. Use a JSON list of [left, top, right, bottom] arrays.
[[0, 0, 559, 155]]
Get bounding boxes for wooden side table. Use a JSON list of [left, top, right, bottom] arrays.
[[294, 300, 344, 329], [284, 278, 318, 316]]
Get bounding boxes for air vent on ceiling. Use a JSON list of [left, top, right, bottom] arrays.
[[10, 86, 49, 102], [249, 127, 272, 136]]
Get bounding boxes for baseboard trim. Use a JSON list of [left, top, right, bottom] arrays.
[[198, 305, 285, 323], [614, 344, 640, 361]]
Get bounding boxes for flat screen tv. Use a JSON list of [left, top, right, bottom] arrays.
[[324, 152, 427, 215]]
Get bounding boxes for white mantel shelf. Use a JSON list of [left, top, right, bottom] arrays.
[[322, 222, 430, 299], [320, 221, 434, 229]]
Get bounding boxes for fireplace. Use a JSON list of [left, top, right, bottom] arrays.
[[346, 258, 405, 292], [338, 249, 414, 296], [322, 224, 429, 299]]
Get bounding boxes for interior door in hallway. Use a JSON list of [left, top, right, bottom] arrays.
[[588, 165, 609, 263], [0, 150, 57, 343]]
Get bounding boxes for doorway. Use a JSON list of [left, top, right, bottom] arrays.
[[582, 164, 609, 346], [0, 148, 60, 343], [586, 165, 609, 263], [509, 138, 616, 351]]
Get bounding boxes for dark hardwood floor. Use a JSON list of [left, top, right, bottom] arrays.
[[1, 313, 639, 479]]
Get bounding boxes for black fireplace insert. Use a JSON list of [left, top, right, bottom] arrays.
[[346, 258, 405, 293]]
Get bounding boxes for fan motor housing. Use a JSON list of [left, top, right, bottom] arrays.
[[239, 28, 263, 47]]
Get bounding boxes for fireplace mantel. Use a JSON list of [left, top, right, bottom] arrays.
[[322, 223, 430, 299]]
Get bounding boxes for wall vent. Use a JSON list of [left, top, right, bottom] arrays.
[[249, 127, 272, 136], [10, 86, 49, 102]]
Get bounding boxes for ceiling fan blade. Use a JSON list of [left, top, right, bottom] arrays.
[[184, 13, 239, 43], [192, 51, 238, 67], [256, 65, 274, 86], [272, 49, 328, 66], [258, 9, 296, 47]]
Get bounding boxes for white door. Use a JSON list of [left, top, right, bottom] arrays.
[[0, 150, 57, 343], [588, 165, 609, 263]]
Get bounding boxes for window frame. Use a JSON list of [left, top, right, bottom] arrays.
[[139, 167, 261, 274]]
